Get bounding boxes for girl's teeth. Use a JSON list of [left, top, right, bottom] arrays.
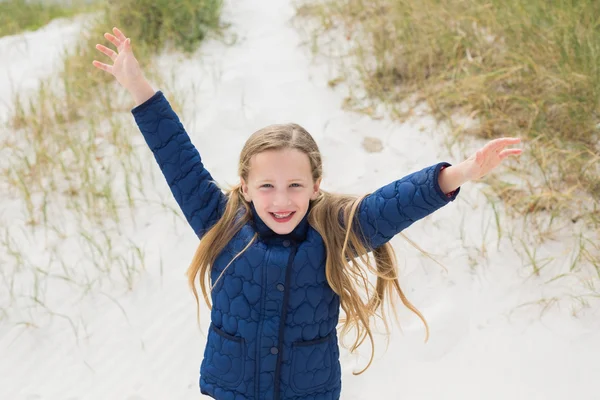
[[274, 212, 292, 218]]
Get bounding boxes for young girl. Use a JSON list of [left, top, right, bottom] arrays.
[[94, 28, 522, 400]]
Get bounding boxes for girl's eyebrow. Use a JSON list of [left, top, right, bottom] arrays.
[[256, 178, 307, 183]]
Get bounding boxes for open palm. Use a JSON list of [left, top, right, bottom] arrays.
[[463, 137, 522, 181], [92, 27, 144, 90]]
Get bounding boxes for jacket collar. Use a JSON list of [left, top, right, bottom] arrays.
[[250, 202, 309, 245]]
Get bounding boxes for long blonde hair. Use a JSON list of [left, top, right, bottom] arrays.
[[187, 123, 428, 374]]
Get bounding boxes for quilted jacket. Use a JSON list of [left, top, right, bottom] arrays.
[[132, 91, 460, 400]]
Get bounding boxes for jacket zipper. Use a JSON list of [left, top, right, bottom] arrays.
[[273, 243, 298, 400], [255, 246, 271, 399]]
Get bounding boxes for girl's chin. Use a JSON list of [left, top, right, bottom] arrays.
[[267, 222, 296, 235], [266, 215, 298, 234]]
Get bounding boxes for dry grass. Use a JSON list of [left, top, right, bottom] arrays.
[[295, 0, 600, 311], [0, 0, 224, 330]]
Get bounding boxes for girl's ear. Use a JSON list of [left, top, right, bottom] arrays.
[[311, 178, 322, 200], [240, 178, 252, 202]]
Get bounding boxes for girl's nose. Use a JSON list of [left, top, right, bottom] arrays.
[[273, 190, 291, 206]]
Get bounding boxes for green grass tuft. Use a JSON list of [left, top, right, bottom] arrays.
[[0, 0, 95, 37]]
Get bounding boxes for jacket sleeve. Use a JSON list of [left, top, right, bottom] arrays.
[[131, 90, 227, 238], [356, 162, 459, 250]]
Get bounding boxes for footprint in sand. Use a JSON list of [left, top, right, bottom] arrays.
[[362, 137, 384, 153]]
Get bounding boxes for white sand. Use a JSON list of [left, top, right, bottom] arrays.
[[1, 1, 598, 399]]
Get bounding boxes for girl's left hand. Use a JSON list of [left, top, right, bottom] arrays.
[[462, 137, 522, 181]]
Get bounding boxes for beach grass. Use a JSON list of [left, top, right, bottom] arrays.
[[0, 0, 97, 37], [295, 0, 600, 309], [1, 0, 224, 330]]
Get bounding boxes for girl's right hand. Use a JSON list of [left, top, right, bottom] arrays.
[[93, 27, 144, 91]]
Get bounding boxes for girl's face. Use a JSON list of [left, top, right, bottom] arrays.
[[241, 148, 321, 235]]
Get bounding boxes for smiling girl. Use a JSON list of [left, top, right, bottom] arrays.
[[93, 27, 522, 400]]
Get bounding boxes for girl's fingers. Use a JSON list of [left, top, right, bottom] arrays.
[[113, 27, 127, 42], [95, 44, 117, 61], [487, 137, 521, 153], [92, 60, 113, 74], [495, 137, 521, 147], [502, 138, 521, 150], [104, 32, 121, 49], [499, 148, 523, 159]]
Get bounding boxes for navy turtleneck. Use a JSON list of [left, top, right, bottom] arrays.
[[249, 202, 309, 245]]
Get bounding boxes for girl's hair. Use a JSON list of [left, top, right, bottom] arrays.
[[187, 123, 428, 374]]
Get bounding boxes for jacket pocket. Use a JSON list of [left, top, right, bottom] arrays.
[[201, 323, 246, 388], [289, 332, 335, 394]]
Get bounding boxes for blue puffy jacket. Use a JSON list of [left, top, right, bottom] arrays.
[[132, 91, 459, 400]]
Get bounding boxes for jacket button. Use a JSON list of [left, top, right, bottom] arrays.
[[270, 347, 279, 355], [283, 240, 290, 247], [276, 283, 284, 292]]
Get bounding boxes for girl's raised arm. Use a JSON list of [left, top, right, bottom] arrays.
[[93, 28, 226, 237], [356, 138, 521, 250], [131, 91, 226, 237], [356, 162, 457, 250]]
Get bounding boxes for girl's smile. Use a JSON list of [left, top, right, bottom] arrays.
[[270, 211, 295, 223]]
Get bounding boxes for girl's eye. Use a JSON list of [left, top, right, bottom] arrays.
[[260, 183, 302, 188]]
